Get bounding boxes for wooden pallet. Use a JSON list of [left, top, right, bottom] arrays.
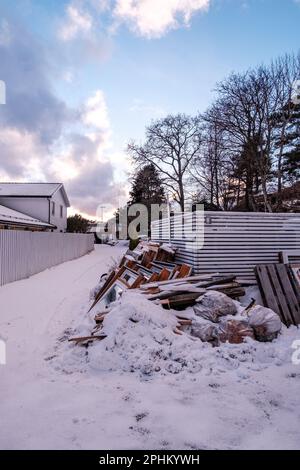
[[255, 264, 300, 326]]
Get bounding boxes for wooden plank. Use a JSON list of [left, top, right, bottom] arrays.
[[148, 272, 159, 283], [161, 292, 201, 304], [276, 264, 300, 325], [88, 266, 126, 312], [159, 283, 207, 292], [88, 269, 116, 312], [255, 264, 300, 326], [157, 268, 172, 281], [280, 250, 300, 264], [148, 287, 206, 301], [255, 265, 280, 315], [267, 264, 294, 326], [68, 335, 107, 344], [118, 256, 126, 267], [130, 274, 146, 289], [151, 262, 178, 279], [152, 261, 177, 269], [176, 263, 193, 279], [139, 273, 217, 290], [125, 259, 138, 270], [94, 312, 108, 323], [141, 250, 156, 268], [287, 265, 300, 304], [198, 275, 236, 288]]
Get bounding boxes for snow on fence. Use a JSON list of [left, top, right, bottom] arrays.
[[0, 231, 94, 286], [151, 211, 300, 279]]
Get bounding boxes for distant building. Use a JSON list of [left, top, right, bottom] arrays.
[[0, 183, 70, 232]]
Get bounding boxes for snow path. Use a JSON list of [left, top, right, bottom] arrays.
[[0, 245, 300, 450]]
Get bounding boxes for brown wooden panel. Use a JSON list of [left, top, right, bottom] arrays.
[[287, 265, 300, 304], [267, 265, 294, 326], [158, 268, 172, 281], [177, 264, 192, 279], [276, 264, 300, 325], [255, 264, 300, 326], [255, 265, 280, 315]]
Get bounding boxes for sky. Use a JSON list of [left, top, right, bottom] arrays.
[[0, 0, 299, 220]]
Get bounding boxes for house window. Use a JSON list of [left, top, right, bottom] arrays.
[[52, 202, 55, 216], [60, 205, 63, 218]]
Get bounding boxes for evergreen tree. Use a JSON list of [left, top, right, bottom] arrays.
[[277, 102, 300, 185], [272, 100, 300, 210], [128, 164, 166, 236], [67, 214, 91, 233], [128, 164, 166, 209]]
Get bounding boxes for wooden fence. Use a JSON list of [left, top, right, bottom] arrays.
[[151, 211, 300, 279], [0, 231, 94, 286]]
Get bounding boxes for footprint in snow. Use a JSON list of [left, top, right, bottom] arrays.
[[135, 412, 148, 422]]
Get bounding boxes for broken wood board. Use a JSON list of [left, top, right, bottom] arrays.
[[139, 273, 219, 290], [88, 266, 127, 312], [157, 267, 172, 281], [176, 264, 193, 279], [68, 334, 107, 345], [147, 287, 206, 301], [88, 269, 116, 312], [160, 292, 203, 310]]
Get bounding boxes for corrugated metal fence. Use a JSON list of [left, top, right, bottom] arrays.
[[151, 211, 300, 279], [0, 231, 94, 286]]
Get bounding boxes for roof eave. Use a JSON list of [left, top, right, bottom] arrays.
[[51, 183, 71, 207], [0, 220, 56, 229]]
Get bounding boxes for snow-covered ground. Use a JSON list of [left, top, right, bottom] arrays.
[[0, 245, 300, 450]]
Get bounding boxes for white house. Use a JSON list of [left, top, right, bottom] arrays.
[[0, 183, 70, 232]]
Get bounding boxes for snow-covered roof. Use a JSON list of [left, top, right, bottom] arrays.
[[0, 183, 70, 206], [0, 204, 55, 228]]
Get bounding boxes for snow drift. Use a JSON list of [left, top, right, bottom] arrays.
[[62, 290, 300, 380]]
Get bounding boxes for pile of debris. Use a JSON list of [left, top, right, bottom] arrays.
[[89, 240, 252, 312], [68, 241, 283, 349]]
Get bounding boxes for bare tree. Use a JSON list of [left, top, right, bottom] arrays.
[[196, 53, 300, 212], [127, 114, 202, 212], [204, 66, 278, 212], [191, 118, 234, 210]]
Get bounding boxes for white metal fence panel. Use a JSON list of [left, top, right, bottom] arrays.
[[0, 231, 94, 286], [151, 211, 300, 279]]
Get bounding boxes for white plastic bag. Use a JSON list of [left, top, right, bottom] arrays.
[[194, 290, 237, 323], [190, 323, 219, 345], [248, 305, 282, 342]]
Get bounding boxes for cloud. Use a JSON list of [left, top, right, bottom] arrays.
[[49, 128, 125, 215], [113, 0, 210, 38], [0, 19, 12, 47], [58, 1, 113, 65], [82, 90, 111, 131], [0, 128, 44, 179], [0, 11, 123, 218], [56, 89, 125, 215], [59, 4, 93, 41], [59, 0, 210, 41], [0, 18, 71, 146], [129, 99, 166, 117], [66, 159, 125, 215]]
